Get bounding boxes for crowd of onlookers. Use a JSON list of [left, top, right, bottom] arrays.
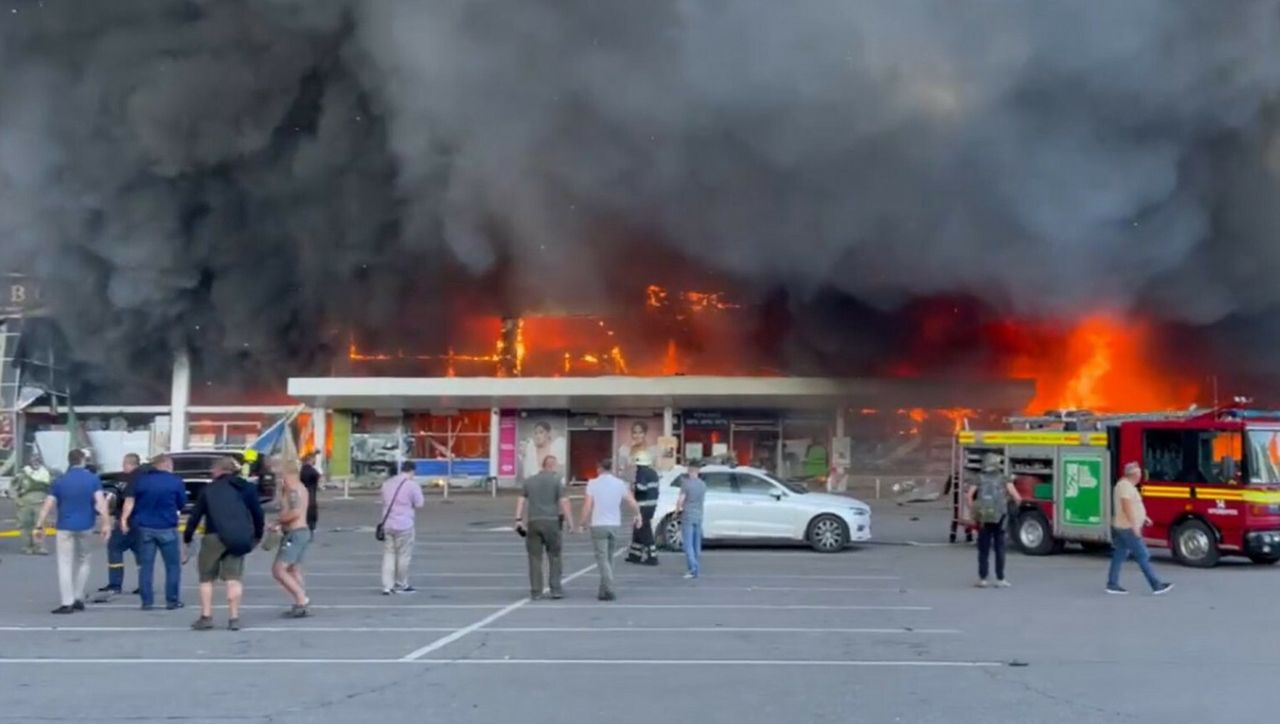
[[14, 449, 322, 629], [13, 445, 712, 628]]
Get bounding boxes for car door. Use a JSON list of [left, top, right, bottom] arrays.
[[698, 472, 738, 538], [732, 473, 795, 538]]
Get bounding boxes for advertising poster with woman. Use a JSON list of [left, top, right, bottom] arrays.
[[516, 412, 567, 482], [614, 417, 663, 481]]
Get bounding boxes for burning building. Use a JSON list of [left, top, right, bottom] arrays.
[[3, 4, 1278, 483]]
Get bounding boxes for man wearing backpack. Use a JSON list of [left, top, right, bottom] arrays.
[[967, 453, 1023, 588], [183, 457, 264, 631]]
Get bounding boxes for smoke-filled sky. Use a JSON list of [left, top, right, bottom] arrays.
[[3, 0, 1280, 395]]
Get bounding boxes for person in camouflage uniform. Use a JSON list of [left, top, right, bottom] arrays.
[[14, 453, 53, 554]]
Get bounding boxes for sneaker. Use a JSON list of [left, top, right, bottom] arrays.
[[227, 618, 241, 631], [397, 586, 417, 594], [97, 585, 120, 593], [51, 605, 75, 614], [286, 605, 309, 618], [191, 616, 214, 631], [683, 572, 696, 580], [381, 589, 392, 596], [974, 579, 989, 588], [995, 579, 1012, 588], [166, 602, 185, 611], [1152, 582, 1174, 596], [72, 600, 85, 611], [1105, 585, 1129, 595], [549, 591, 564, 600], [140, 604, 155, 611], [597, 591, 616, 601], [530, 592, 544, 601]]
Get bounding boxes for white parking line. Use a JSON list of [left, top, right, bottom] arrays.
[[233, 572, 902, 580], [399, 551, 620, 661], [92, 604, 505, 610], [0, 625, 959, 635], [0, 658, 1001, 667], [477, 627, 961, 634], [0, 626, 457, 633], [165, 584, 905, 592], [431, 659, 998, 667], [537, 604, 932, 610]]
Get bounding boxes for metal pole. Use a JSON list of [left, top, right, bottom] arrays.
[[169, 349, 191, 452]]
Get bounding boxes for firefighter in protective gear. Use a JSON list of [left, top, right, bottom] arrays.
[[626, 450, 660, 565], [14, 454, 52, 554]]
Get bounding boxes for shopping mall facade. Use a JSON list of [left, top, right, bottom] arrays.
[[286, 375, 1034, 485]]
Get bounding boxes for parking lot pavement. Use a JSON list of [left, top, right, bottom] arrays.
[[3, 497, 1280, 723]]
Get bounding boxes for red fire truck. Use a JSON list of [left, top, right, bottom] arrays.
[[951, 406, 1280, 567]]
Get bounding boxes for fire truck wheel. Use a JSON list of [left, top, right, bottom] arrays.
[[659, 515, 683, 552], [1015, 510, 1058, 555], [1249, 553, 1280, 565], [1172, 520, 1220, 568]]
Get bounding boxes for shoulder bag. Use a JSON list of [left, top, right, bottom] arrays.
[[376, 477, 411, 542]]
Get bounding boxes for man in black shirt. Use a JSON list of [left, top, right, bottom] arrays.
[[183, 457, 264, 631], [300, 452, 321, 533], [98, 453, 143, 598]]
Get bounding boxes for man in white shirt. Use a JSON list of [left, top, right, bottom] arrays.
[[579, 459, 641, 601]]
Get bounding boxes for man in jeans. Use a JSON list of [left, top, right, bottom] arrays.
[[516, 455, 573, 600], [967, 453, 1022, 588], [579, 459, 641, 601], [34, 449, 110, 614], [1107, 461, 1174, 595], [121, 454, 187, 610], [675, 460, 707, 580], [380, 461, 424, 595]]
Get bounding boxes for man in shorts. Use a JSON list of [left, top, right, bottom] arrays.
[[183, 457, 264, 631], [271, 460, 312, 617]]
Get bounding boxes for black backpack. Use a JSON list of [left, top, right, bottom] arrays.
[[203, 477, 255, 556]]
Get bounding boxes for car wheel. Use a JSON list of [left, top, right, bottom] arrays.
[[807, 514, 848, 553], [660, 515, 683, 552], [1172, 520, 1220, 568], [1015, 510, 1058, 555]]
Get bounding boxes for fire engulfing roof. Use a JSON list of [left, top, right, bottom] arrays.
[[287, 376, 1034, 412]]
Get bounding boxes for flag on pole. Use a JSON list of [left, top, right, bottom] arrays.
[[247, 405, 305, 457]]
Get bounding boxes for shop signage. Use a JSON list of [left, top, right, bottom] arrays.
[[497, 411, 517, 477], [683, 411, 730, 428]]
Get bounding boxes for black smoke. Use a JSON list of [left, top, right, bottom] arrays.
[[4, 0, 1280, 397]]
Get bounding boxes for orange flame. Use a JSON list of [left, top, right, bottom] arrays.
[[1008, 317, 1199, 413]]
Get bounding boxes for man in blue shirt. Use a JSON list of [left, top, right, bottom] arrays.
[[122, 453, 188, 611], [35, 449, 110, 614]]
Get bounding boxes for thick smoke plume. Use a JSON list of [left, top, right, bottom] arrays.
[[4, 0, 1280, 395]]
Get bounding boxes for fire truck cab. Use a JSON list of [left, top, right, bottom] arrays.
[[952, 407, 1280, 567]]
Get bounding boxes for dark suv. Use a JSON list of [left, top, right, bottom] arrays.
[[100, 451, 276, 513]]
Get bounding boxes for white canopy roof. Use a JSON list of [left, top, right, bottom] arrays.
[[287, 376, 1034, 412]]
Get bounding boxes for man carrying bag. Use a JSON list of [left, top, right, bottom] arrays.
[[379, 462, 423, 595], [184, 457, 264, 631]]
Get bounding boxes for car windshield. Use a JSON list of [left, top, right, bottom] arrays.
[[1247, 429, 1280, 484]]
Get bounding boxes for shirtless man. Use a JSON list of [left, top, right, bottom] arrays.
[[271, 461, 312, 617]]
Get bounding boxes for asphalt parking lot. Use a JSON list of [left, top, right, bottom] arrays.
[[2, 493, 1279, 724]]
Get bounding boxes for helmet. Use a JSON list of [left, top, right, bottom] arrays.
[[980, 452, 1001, 471], [633, 450, 654, 466]]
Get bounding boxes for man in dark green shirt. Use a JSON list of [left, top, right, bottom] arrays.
[[516, 455, 573, 600]]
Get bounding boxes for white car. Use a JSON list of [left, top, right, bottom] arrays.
[[652, 465, 871, 553]]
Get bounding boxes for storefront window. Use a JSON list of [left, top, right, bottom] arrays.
[[407, 410, 491, 461]]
